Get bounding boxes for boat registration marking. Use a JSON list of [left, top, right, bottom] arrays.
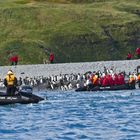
[[100, 86, 110, 89], [7, 97, 17, 100], [0, 97, 17, 100], [0, 97, 5, 99]]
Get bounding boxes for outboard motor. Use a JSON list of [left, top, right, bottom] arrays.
[[19, 85, 44, 102], [19, 85, 33, 94]]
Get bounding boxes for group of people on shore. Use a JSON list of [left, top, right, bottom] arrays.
[[2, 66, 140, 96]]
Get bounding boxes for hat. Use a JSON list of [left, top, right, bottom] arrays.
[[7, 70, 13, 75], [129, 75, 133, 78]]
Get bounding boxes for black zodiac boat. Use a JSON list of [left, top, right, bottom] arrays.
[[0, 85, 44, 105], [75, 83, 135, 92]]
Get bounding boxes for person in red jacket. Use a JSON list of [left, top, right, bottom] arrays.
[[9, 55, 19, 66], [9, 56, 14, 65], [114, 74, 120, 85], [102, 75, 109, 87], [49, 52, 54, 64], [118, 73, 125, 85], [13, 55, 18, 65], [99, 76, 104, 86], [126, 52, 132, 60], [135, 48, 140, 59], [108, 74, 114, 86]]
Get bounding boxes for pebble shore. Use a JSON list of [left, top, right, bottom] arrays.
[[0, 60, 139, 79]]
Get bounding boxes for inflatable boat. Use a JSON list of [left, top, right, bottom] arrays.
[[0, 85, 44, 105], [75, 84, 135, 92]]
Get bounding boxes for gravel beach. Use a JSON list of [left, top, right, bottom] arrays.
[[0, 60, 139, 79]]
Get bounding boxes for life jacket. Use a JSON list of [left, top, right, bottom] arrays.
[[5, 74, 15, 86], [129, 76, 135, 84], [137, 74, 140, 81], [92, 75, 99, 86]]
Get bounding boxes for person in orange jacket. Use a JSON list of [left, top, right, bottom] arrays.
[[128, 74, 135, 89], [92, 74, 99, 86], [137, 73, 140, 88]]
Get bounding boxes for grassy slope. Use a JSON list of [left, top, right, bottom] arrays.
[[0, 0, 139, 65]]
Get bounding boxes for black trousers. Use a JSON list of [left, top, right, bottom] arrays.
[[138, 81, 140, 88], [6, 86, 16, 96]]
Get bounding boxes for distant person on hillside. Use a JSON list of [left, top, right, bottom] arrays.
[[49, 52, 54, 64], [13, 55, 19, 65], [9, 56, 14, 65], [135, 47, 140, 59], [126, 52, 132, 60], [9, 55, 19, 66]]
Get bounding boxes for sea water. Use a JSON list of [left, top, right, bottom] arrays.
[[0, 90, 140, 140]]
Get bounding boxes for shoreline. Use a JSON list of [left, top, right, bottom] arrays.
[[0, 59, 139, 79]]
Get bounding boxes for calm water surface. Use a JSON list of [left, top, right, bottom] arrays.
[[0, 90, 140, 140]]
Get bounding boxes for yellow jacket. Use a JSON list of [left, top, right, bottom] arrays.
[[5, 74, 15, 86]]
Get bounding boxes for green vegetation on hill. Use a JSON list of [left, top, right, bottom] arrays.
[[0, 0, 139, 65]]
